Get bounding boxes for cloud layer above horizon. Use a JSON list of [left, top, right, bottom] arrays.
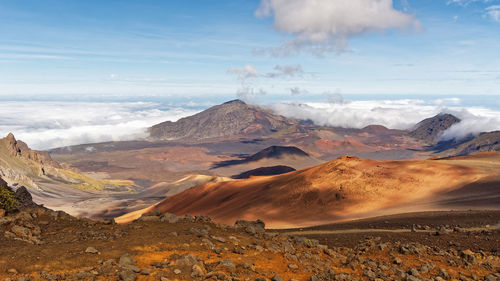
[[270, 98, 500, 141], [0, 101, 199, 150], [0, 98, 499, 150]]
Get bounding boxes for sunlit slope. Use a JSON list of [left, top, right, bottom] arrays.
[[150, 153, 499, 228]]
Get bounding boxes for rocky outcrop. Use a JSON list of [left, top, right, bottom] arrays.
[[3, 133, 60, 168], [408, 114, 461, 144]]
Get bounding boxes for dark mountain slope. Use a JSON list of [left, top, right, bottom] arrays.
[[439, 131, 500, 156], [408, 113, 461, 143]]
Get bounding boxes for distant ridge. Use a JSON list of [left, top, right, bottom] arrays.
[[149, 99, 295, 141], [439, 131, 500, 156], [408, 113, 461, 143]]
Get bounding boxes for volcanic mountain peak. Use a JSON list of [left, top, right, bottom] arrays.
[[222, 99, 246, 105], [149, 100, 294, 141], [361, 125, 391, 134], [409, 113, 461, 143]]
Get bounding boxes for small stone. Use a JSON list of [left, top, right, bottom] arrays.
[[271, 274, 283, 281], [242, 262, 255, 271], [211, 236, 226, 243], [288, 264, 299, 270], [364, 270, 376, 278], [140, 269, 150, 275], [438, 268, 449, 279], [119, 269, 137, 281], [119, 254, 136, 266], [216, 259, 236, 272], [85, 247, 99, 254], [191, 264, 205, 277], [310, 276, 320, 281], [7, 268, 18, 274], [393, 257, 403, 265]]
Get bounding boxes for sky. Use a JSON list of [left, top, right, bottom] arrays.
[[1, 0, 499, 98], [0, 0, 500, 149]]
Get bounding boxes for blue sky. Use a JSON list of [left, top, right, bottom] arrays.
[[0, 0, 499, 98]]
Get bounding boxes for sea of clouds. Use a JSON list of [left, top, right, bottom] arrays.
[[0, 97, 499, 150], [0, 101, 200, 150], [271, 97, 500, 141]]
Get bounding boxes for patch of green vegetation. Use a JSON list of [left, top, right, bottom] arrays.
[[0, 185, 18, 212], [59, 169, 136, 191]]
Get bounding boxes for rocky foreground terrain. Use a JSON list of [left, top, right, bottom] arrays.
[[1, 203, 499, 281]]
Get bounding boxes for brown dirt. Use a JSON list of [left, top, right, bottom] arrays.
[[1, 209, 499, 281], [147, 154, 498, 228]]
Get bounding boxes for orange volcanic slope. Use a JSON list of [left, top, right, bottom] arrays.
[[147, 153, 499, 228]]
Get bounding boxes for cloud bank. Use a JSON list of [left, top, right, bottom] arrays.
[[270, 98, 500, 140], [2, 98, 498, 151], [0, 101, 199, 150], [255, 0, 420, 55]]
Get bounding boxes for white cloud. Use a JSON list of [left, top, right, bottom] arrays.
[[1, 98, 498, 150], [485, 5, 500, 22], [440, 107, 500, 140], [227, 65, 260, 80], [255, 0, 420, 55], [270, 98, 500, 139], [228, 64, 305, 80], [266, 65, 305, 78], [290, 87, 309, 95], [237, 87, 267, 103], [228, 64, 307, 102], [0, 101, 199, 150]]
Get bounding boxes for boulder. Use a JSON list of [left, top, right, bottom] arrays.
[[234, 219, 265, 234]]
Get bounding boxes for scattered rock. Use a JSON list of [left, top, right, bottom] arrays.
[[216, 258, 236, 273], [191, 264, 205, 277], [7, 268, 18, 274], [271, 274, 283, 281], [119, 269, 137, 281], [85, 247, 99, 254], [234, 219, 265, 234]]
